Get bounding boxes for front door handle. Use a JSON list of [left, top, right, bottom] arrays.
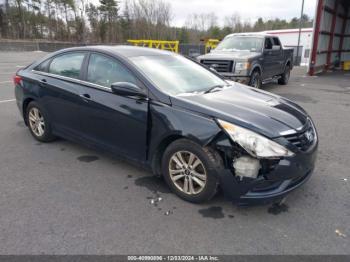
[[39, 78, 47, 86], [80, 93, 91, 102]]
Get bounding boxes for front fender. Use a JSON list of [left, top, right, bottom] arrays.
[[250, 63, 262, 76], [148, 100, 222, 163], [148, 100, 224, 176]]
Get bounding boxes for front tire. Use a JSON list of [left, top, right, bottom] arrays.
[[162, 139, 222, 203], [26, 101, 56, 142], [249, 70, 262, 89]]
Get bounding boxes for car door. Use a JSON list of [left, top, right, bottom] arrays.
[[33, 51, 87, 138], [272, 37, 284, 75], [262, 37, 275, 79], [78, 52, 149, 161]]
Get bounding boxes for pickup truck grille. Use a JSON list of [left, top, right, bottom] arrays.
[[200, 60, 233, 73], [283, 120, 316, 151]]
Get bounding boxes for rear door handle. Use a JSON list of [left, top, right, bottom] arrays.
[[80, 93, 91, 101]]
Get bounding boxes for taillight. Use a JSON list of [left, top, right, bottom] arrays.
[[13, 75, 22, 86]]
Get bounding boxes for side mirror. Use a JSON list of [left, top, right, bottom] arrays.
[[272, 45, 281, 50], [111, 82, 146, 98]]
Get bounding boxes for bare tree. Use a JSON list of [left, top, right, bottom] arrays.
[[185, 12, 218, 32], [128, 0, 173, 39], [224, 13, 243, 33]]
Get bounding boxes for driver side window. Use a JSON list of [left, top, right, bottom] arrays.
[[87, 53, 137, 88], [264, 38, 273, 50]]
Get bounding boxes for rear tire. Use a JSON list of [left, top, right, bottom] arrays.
[[278, 65, 291, 85], [249, 70, 262, 89], [161, 139, 222, 203], [26, 101, 56, 142]]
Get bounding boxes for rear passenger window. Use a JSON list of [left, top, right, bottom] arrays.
[[35, 59, 51, 72], [49, 52, 85, 79], [273, 37, 281, 47], [87, 53, 137, 88]]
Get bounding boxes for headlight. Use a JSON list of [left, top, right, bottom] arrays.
[[235, 62, 251, 71], [218, 119, 294, 158]]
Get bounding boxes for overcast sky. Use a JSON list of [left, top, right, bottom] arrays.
[[120, 0, 317, 27], [0, 0, 318, 27]]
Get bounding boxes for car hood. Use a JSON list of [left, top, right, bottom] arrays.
[[171, 83, 308, 138], [198, 51, 261, 61]]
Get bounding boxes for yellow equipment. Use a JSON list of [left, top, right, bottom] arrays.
[[127, 40, 179, 53], [205, 39, 220, 53], [343, 61, 350, 71]]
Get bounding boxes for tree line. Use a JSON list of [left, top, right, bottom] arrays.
[[180, 12, 313, 43], [0, 0, 313, 44]]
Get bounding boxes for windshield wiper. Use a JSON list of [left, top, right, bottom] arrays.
[[204, 85, 226, 94]]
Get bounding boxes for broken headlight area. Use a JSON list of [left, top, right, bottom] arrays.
[[217, 119, 294, 159], [214, 132, 281, 181]]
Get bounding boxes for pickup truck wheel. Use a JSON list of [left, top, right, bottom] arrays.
[[249, 70, 262, 89], [278, 65, 291, 85], [161, 139, 221, 203]]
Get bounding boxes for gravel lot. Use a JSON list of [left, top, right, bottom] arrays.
[[0, 51, 349, 254]]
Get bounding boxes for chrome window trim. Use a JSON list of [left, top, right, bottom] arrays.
[[79, 79, 112, 92], [32, 70, 113, 92]]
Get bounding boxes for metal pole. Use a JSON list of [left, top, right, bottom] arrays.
[[296, 0, 305, 66]]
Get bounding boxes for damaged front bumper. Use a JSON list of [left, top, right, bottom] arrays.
[[216, 141, 318, 205]]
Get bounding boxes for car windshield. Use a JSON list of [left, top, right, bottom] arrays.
[[215, 36, 264, 52], [130, 55, 227, 96]]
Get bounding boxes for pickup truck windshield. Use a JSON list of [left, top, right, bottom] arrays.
[[215, 36, 264, 52], [130, 55, 227, 96]]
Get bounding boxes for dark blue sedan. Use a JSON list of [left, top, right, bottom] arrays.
[[14, 46, 318, 204]]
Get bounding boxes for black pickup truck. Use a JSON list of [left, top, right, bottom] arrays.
[[198, 33, 294, 88]]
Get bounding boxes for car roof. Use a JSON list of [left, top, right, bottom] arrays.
[[55, 45, 174, 58], [224, 32, 276, 38]]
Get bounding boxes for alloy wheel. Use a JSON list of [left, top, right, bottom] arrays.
[[168, 151, 207, 195], [28, 107, 45, 137]]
